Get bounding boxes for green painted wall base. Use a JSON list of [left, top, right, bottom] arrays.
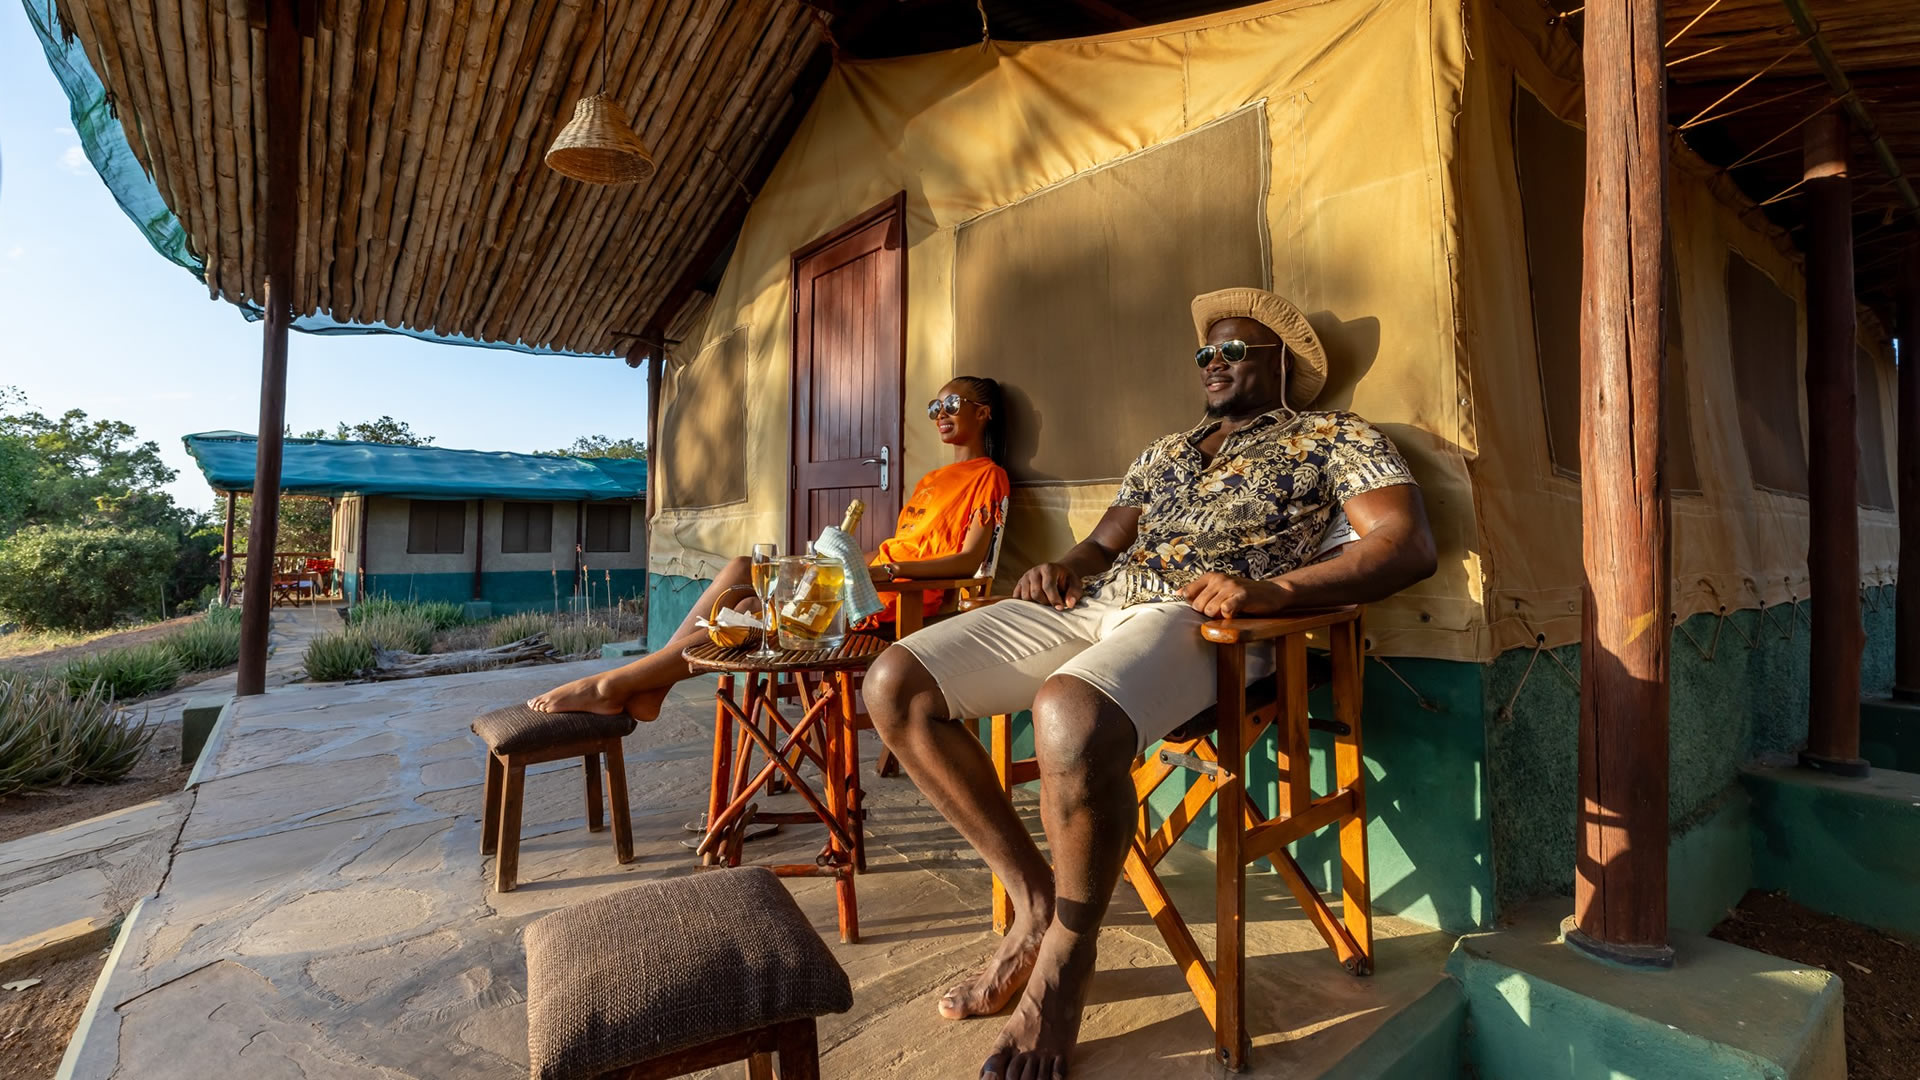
[[363, 570, 646, 615], [1322, 979, 1467, 1080], [1449, 904, 1844, 1080], [462, 601, 494, 621], [1745, 763, 1920, 939], [1860, 696, 1920, 772], [1667, 788, 1754, 935], [602, 639, 647, 658], [648, 573, 712, 652]]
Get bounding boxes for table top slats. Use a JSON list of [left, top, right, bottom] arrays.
[[682, 634, 888, 673]]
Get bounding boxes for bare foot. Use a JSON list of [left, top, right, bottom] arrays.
[[979, 924, 1095, 1078], [939, 892, 1054, 1020], [527, 673, 626, 715]]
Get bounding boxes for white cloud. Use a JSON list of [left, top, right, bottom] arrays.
[[53, 126, 77, 139], [5, 247, 23, 260], [59, 145, 89, 173]]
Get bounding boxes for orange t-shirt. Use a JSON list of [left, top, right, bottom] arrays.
[[871, 456, 1011, 620]]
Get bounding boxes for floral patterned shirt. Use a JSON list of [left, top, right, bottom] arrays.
[[1084, 409, 1416, 607]]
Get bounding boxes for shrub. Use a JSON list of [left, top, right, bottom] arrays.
[[352, 612, 436, 654], [412, 601, 467, 631], [488, 613, 553, 647], [303, 629, 375, 682], [550, 622, 617, 658], [164, 610, 243, 671], [58, 643, 182, 701], [0, 671, 153, 795], [348, 595, 465, 630], [0, 524, 177, 631]]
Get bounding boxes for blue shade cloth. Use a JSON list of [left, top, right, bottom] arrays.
[[23, 0, 614, 361], [182, 432, 646, 501]]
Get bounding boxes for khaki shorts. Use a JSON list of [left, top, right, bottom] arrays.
[[892, 595, 1274, 753]]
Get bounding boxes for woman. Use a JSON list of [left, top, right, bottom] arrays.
[[529, 376, 1012, 722]]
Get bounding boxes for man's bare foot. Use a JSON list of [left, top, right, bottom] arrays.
[[938, 892, 1053, 1020], [979, 924, 1096, 1078], [527, 673, 626, 715]]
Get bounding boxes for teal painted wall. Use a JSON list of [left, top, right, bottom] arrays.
[[1746, 765, 1920, 939], [1484, 590, 1896, 911], [365, 570, 646, 615], [1860, 697, 1920, 772], [648, 572, 713, 652]]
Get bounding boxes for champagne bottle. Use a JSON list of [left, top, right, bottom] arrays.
[[781, 500, 862, 637]]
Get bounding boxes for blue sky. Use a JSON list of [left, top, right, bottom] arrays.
[[0, 8, 652, 515]]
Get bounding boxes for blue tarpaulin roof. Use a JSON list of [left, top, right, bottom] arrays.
[[182, 432, 647, 501]]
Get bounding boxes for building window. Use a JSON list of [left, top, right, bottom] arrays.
[[500, 502, 553, 553], [1724, 253, 1808, 496], [406, 500, 467, 554], [583, 503, 631, 553]]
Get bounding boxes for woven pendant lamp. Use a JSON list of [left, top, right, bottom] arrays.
[[546, 0, 654, 185], [546, 93, 655, 184]]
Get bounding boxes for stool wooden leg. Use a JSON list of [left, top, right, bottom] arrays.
[[989, 713, 1014, 936], [481, 752, 503, 856], [774, 1018, 820, 1080], [584, 752, 604, 833], [605, 737, 634, 864], [744, 1052, 774, 1080], [496, 759, 527, 893], [1333, 620, 1374, 974]]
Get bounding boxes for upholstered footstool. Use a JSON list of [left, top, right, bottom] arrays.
[[471, 704, 639, 892], [524, 867, 854, 1079]]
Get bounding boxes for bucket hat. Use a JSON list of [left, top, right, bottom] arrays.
[[1190, 287, 1327, 409]]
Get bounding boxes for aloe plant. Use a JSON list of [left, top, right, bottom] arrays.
[[0, 671, 153, 796]]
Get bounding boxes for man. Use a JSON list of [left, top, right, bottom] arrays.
[[865, 287, 1437, 1078]]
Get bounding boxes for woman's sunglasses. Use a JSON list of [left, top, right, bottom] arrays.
[[927, 393, 981, 419], [1194, 340, 1283, 368]]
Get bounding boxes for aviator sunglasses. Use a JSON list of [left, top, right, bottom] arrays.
[[926, 393, 982, 420], [1194, 340, 1284, 367]]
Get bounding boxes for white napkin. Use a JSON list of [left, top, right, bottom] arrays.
[[697, 607, 764, 631], [813, 526, 883, 623]]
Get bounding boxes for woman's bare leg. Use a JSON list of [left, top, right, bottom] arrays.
[[529, 557, 755, 718]]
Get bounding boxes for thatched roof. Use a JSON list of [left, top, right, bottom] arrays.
[[46, 0, 1918, 349], [52, 0, 822, 356]]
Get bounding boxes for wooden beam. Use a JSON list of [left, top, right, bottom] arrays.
[[1570, 0, 1674, 966], [1800, 111, 1869, 774], [220, 490, 236, 607], [1898, 242, 1920, 699], [236, 0, 307, 696]]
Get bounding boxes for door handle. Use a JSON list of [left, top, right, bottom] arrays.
[[860, 445, 890, 492]]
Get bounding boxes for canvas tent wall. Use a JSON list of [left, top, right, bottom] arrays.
[[647, 0, 1899, 666]]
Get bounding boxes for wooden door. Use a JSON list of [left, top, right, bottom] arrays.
[[789, 193, 906, 554]]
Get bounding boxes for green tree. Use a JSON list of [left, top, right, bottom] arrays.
[[0, 524, 178, 630], [0, 391, 180, 531], [217, 494, 334, 555], [541, 435, 646, 460], [309, 416, 434, 446]]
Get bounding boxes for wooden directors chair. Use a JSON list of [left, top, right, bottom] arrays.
[[984, 605, 1373, 1072]]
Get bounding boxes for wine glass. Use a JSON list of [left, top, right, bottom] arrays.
[[749, 543, 779, 659]]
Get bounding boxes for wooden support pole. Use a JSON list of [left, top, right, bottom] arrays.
[[1894, 242, 1920, 700], [1800, 111, 1869, 776], [220, 490, 236, 606], [1569, 0, 1674, 967], [473, 499, 485, 602], [237, 0, 305, 696]]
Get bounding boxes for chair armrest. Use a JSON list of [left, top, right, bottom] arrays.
[[1200, 605, 1360, 644], [957, 594, 1012, 613], [872, 577, 988, 593]]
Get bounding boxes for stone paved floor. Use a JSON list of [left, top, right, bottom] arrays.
[[59, 661, 1453, 1079]]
